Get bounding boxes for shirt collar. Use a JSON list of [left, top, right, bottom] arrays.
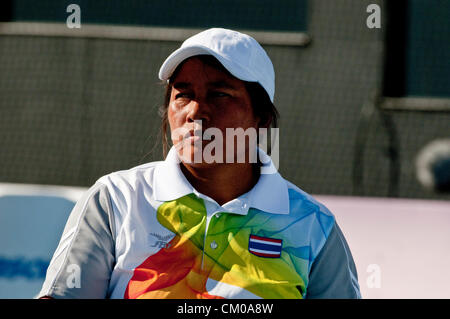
[[153, 146, 289, 215]]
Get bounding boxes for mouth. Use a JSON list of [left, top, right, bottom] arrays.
[[183, 135, 201, 142], [173, 130, 205, 150], [183, 126, 215, 142], [182, 128, 200, 139], [172, 122, 217, 149]]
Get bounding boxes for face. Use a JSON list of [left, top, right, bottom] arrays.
[[168, 57, 260, 167]]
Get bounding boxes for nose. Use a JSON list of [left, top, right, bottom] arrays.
[[186, 98, 210, 124]]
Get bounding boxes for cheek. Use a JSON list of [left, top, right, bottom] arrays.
[[169, 99, 182, 113], [220, 105, 258, 129], [167, 102, 191, 145], [167, 101, 185, 127]]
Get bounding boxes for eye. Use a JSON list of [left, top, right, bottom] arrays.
[[175, 92, 192, 99], [211, 91, 231, 98]]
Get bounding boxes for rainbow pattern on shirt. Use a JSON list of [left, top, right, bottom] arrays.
[[124, 189, 334, 299]]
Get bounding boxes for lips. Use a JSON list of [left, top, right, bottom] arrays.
[[182, 128, 214, 143], [184, 135, 201, 143]]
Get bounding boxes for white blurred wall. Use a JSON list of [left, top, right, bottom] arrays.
[[317, 195, 450, 299]]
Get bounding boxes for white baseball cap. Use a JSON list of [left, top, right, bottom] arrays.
[[158, 28, 275, 102]]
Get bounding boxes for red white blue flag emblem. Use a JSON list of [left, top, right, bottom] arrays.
[[248, 235, 283, 258]]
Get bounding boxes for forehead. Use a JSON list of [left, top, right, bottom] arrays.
[[170, 56, 244, 87]]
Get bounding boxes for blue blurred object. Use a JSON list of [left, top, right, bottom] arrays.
[[0, 193, 75, 298], [416, 139, 450, 194]]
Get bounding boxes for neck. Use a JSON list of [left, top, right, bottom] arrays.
[[180, 162, 260, 206]]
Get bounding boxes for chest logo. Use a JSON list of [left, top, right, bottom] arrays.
[[149, 233, 173, 249], [248, 234, 283, 258]]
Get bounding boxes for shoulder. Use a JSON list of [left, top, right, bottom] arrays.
[[90, 161, 164, 217], [96, 161, 163, 191], [285, 180, 335, 229]]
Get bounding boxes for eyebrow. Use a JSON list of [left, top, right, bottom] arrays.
[[173, 82, 191, 90], [172, 80, 238, 90], [208, 80, 237, 90]]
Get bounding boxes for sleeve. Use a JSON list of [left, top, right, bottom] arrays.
[[36, 182, 116, 299], [305, 222, 361, 299]]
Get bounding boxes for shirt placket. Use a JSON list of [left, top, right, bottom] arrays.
[[200, 205, 224, 270], [200, 198, 248, 271]]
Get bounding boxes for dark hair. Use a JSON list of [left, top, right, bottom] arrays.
[[159, 55, 279, 157]]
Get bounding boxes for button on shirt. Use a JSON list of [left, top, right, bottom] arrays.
[[38, 147, 361, 299]]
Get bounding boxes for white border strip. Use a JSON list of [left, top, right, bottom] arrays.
[[0, 22, 311, 46], [0, 182, 87, 203], [249, 238, 282, 246], [249, 248, 280, 255], [380, 97, 450, 112]]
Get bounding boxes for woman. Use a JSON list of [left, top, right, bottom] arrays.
[[38, 28, 360, 299]]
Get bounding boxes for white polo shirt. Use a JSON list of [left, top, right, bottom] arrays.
[[38, 147, 360, 299]]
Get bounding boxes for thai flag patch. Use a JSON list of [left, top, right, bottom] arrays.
[[248, 235, 283, 258]]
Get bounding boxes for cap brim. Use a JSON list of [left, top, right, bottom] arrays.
[[158, 45, 256, 83]]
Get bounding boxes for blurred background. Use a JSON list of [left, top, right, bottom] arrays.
[[0, 0, 449, 298]]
